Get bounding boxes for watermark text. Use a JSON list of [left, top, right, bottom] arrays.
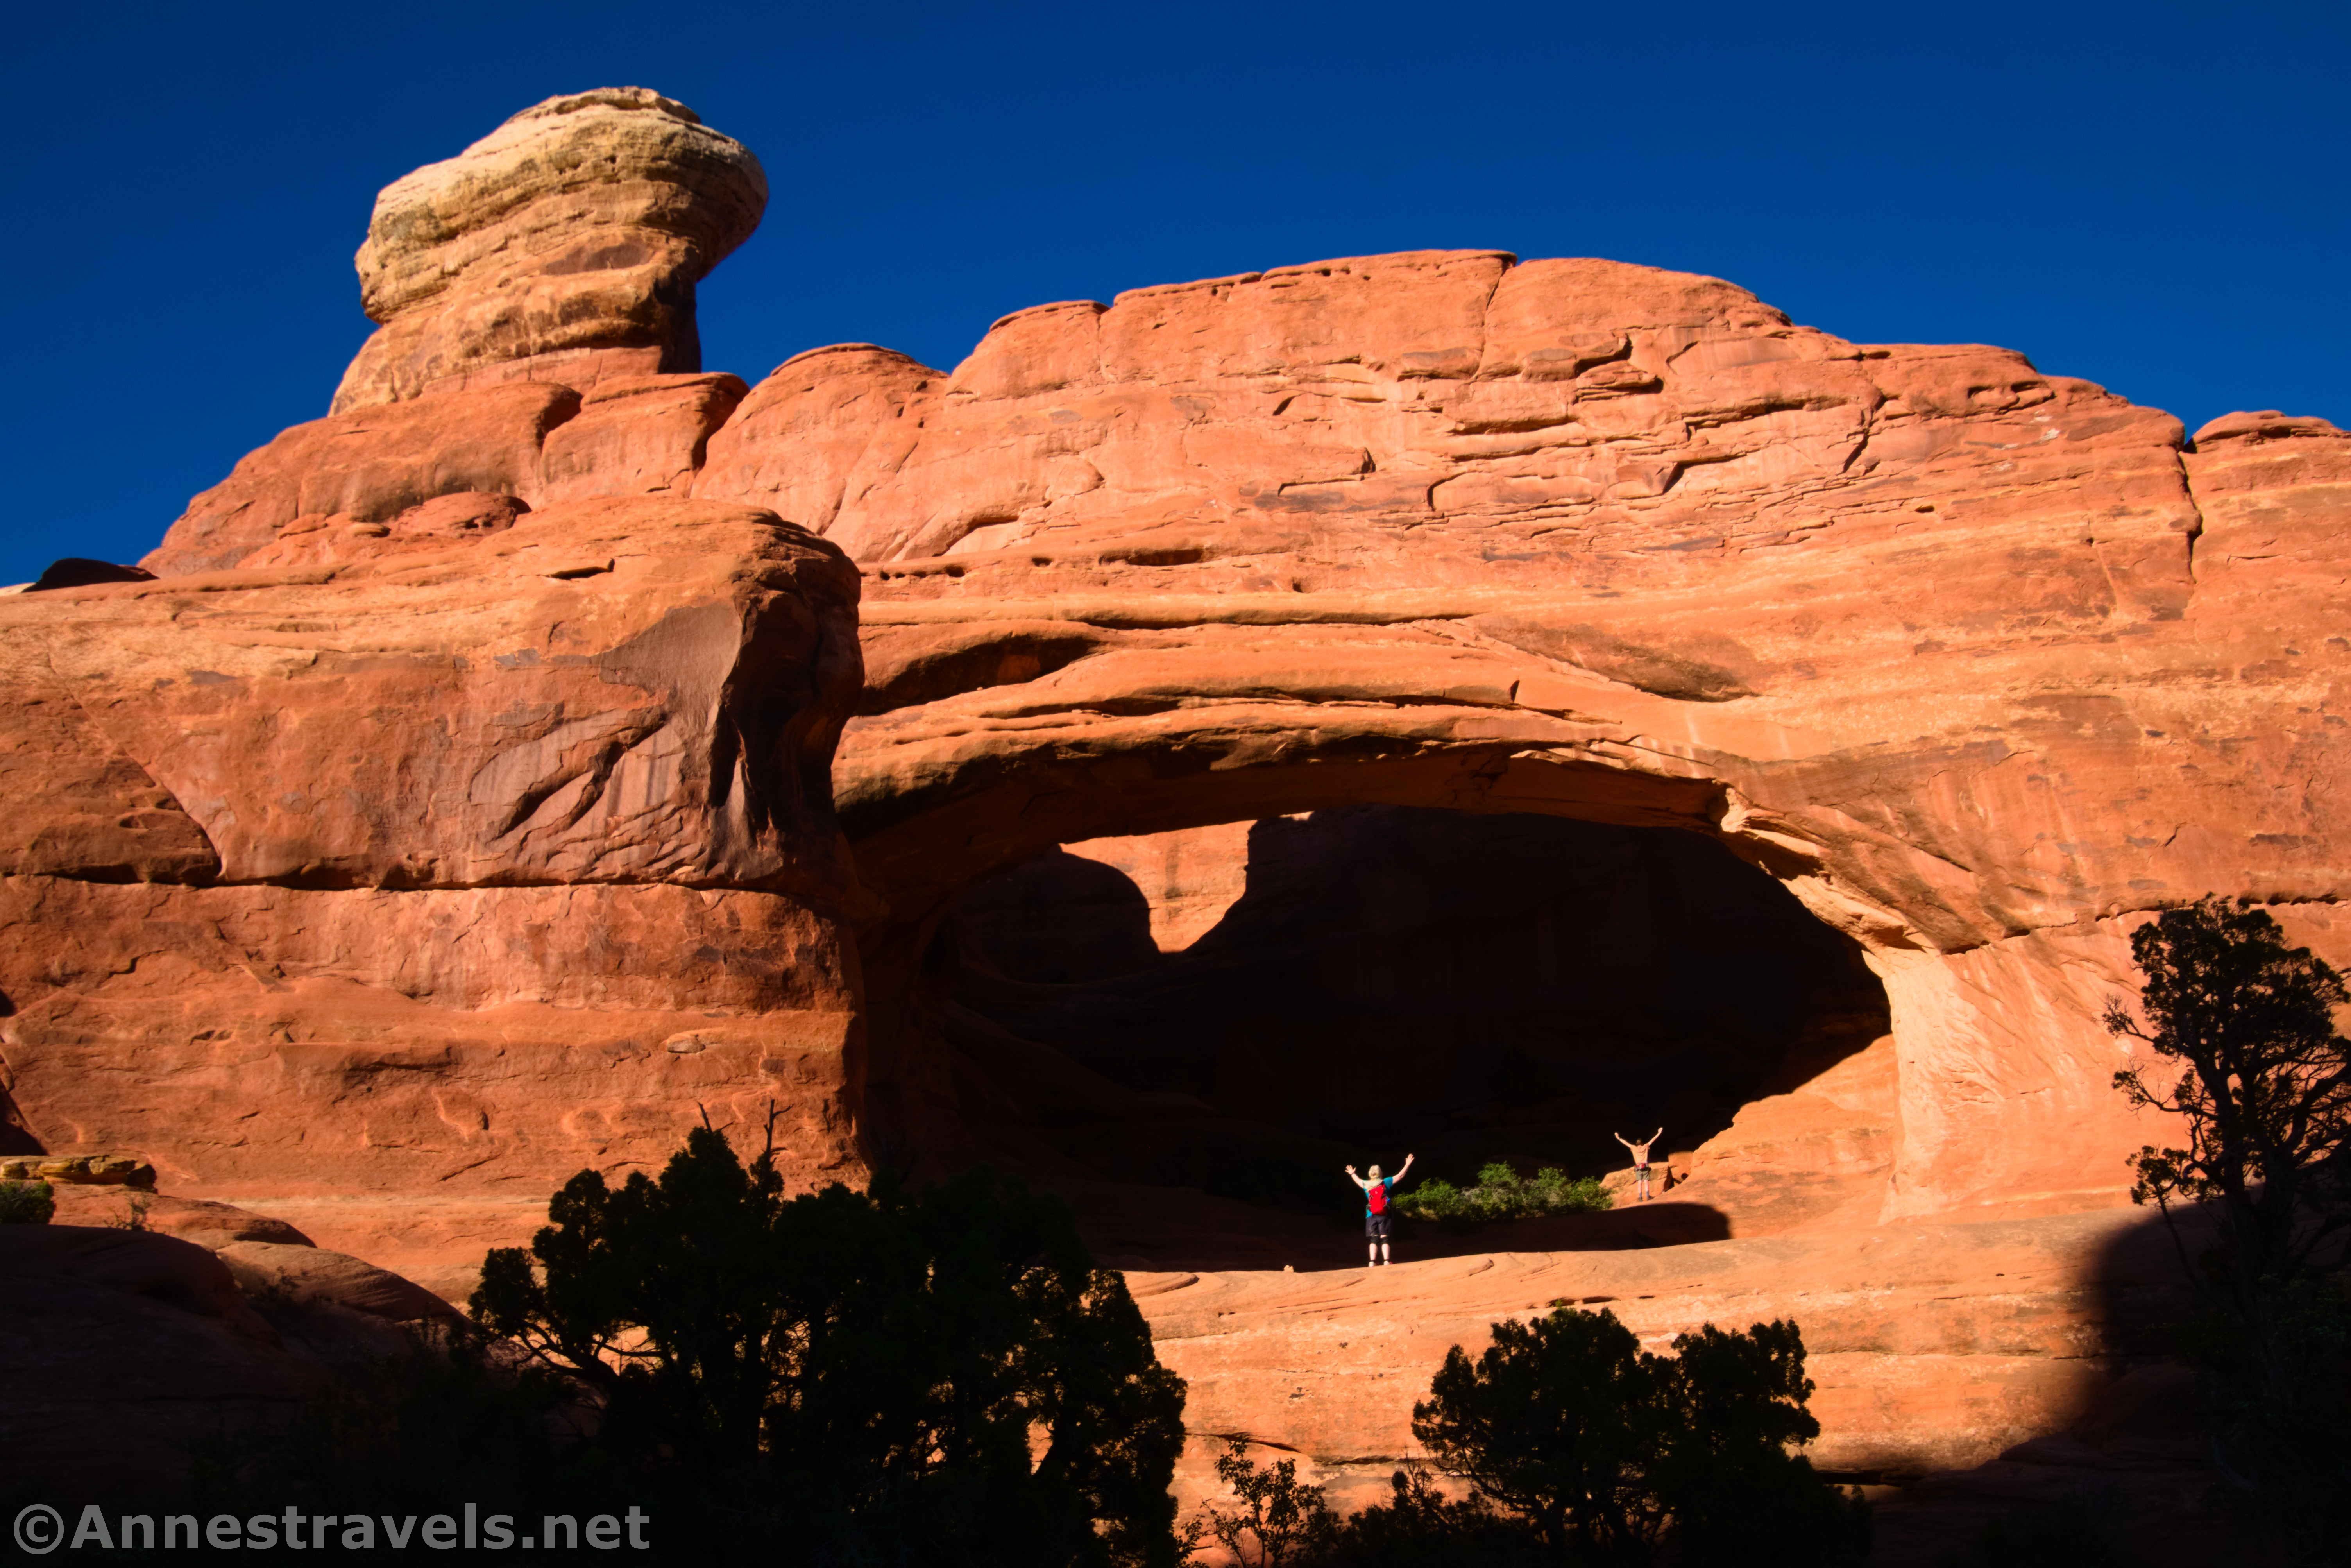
[[12, 1503, 651, 1554]]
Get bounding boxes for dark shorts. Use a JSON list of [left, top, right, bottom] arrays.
[[1365, 1213, 1394, 1240]]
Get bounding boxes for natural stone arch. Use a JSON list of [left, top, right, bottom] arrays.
[[785, 257, 2351, 1229], [834, 647, 2136, 1226]]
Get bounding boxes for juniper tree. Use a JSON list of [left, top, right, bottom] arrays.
[[2107, 897, 2351, 1558], [472, 1122, 1188, 1567], [2107, 896, 2351, 1300]]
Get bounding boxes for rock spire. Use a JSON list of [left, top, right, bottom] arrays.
[[331, 87, 766, 412]]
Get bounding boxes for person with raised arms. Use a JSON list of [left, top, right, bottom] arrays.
[[1614, 1128, 1664, 1202], [1345, 1153, 1415, 1266]]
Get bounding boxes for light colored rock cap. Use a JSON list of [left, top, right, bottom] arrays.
[[333, 88, 768, 412]]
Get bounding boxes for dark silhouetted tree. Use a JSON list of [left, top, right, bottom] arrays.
[[1653, 1321, 1868, 1566], [1411, 1308, 1864, 1567], [1192, 1437, 1338, 1568], [473, 1123, 1188, 1567], [1319, 1462, 1546, 1568], [1412, 1308, 1661, 1560], [2108, 896, 2351, 1293], [2107, 897, 2351, 1562]]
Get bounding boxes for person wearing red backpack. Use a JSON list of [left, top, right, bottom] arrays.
[[1345, 1153, 1415, 1266]]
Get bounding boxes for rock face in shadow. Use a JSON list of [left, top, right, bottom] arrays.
[[0, 1218, 452, 1496], [333, 88, 766, 413]]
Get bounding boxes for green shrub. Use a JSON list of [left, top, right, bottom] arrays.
[[474, 1126, 1189, 1566], [1190, 1454, 1550, 1568], [1189, 1437, 1338, 1568], [1413, 1308, 1868, 1567], [1401, 1178, 1466, 1223], [1193, 1311, 1863, 1568], [1396, 1164, 1609, 1228], [0, 1180, 54, 1224], [1320, 1463, 1548, 1567]]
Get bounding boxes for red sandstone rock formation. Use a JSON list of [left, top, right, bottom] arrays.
[[5, 492, 868, 1296], [709, 244, 2346, 1514], [686, 250, 2351, 1226], [1133, 1205, 2219, 1558], [1058, 823, 1256, 953], [5, 85, 2347, 1530]]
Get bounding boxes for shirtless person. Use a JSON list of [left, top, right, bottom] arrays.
[[1614, 1128, 1664, 1202], [1345, 1154, 1415, 1266]]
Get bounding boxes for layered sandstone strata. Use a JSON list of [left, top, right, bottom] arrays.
[[331, 88, 765, 413], [3, 494, 867, 1295], [676, 252, 2351, 1221]]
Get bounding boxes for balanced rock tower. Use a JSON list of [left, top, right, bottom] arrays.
[[334, 86, 767, 411], [4, 91, 862, 1297]]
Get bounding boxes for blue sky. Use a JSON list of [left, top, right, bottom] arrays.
[[2, 0, 2342, 584]]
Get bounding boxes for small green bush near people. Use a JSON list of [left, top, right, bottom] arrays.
[[0, 1180, 55, 1224], [1397, 1163, 1610, 1227]]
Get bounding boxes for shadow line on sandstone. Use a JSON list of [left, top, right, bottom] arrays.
[[1860, 1202, 2222, 1568]]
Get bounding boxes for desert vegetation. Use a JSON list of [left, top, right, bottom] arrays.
[[1395, 1163, 1612, 1227], [111, 890, 2351, 1566], [116, 1123, 1859, 1566], [25, 895, 2347, 1564], [2104, 897, 2351, 1564], [0, 1178, 54, 1224], [1191, 1307, 1866, 1567], [466, 1121, 1189, 1565]]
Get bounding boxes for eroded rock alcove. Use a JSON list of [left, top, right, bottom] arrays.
[[934, 809, 1891, 1257]]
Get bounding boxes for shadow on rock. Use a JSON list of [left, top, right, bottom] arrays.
[[1074, 1188, 1730, 1274], [1864, 1203, 2228, 1568]]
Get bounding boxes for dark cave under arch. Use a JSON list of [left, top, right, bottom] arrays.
[[923, 805, 1893, 1252]]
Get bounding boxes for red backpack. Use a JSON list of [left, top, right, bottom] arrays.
[[1366, 1179, 1390, 1215]]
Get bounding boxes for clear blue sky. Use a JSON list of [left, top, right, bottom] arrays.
[[3, 0, 2342, 584]]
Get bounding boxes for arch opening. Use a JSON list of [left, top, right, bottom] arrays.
[[920, 805, 1895, 1268]]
